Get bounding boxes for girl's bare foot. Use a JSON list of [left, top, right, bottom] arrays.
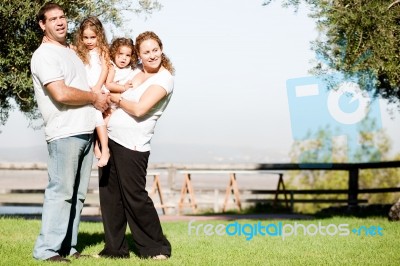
[[97, 148, 110, 167]]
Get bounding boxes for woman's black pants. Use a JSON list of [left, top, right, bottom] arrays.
[[98, 138, 171, 258]]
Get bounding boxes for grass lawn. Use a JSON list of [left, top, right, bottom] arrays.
[[0, 216, 399, 265]]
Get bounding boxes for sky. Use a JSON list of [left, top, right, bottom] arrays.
[[0, 0, 399, 164]]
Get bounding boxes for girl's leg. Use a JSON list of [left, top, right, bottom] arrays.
[[95, 125, 110, 167]]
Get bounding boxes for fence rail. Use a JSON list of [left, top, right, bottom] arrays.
[[1, 161, 400, 215]]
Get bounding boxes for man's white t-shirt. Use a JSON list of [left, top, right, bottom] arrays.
[[107, 69, 174, 151], [31, 43, 96, 142]]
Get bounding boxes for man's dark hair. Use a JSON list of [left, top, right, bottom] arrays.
[[36, 2, 64, 23]]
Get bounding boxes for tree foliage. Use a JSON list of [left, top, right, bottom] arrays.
[[264, 0, 400, 107], [287, 124, 400, 213], [263, 0, 400, 212], [0, 0, 161, 127]]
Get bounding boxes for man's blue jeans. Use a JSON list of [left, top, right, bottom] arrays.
[[33, 134, 94, 260]]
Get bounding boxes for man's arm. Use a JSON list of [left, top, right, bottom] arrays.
[[45, 80, 109, 112]]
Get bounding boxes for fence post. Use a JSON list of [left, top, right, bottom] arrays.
[[348, 167, 359, 209], [167, 165, 176, 190]]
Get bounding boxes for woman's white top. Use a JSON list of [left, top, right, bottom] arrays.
[[107, 69, 174, 151]]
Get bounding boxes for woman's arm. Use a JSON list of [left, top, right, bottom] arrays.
[[110, 85, 167, 117]]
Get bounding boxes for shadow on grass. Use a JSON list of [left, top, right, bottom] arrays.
[[194, 203, 393, 220], [76, 230, 170, 257], [0, 214, 166, 256], [313, 204, 392, 219], [195, 202, 293, 216], [76, 231, 104, 251], [76, 230, 140, 256]]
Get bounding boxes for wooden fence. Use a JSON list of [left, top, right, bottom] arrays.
[[1, 161, 400, 215]]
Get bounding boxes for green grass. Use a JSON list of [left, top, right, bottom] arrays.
[[0, 216, 399, 265]]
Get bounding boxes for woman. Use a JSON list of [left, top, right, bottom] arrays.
[[98, 31, 174, 259]]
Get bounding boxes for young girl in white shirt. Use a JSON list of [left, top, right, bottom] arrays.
[[105, 38, 137, 97], [75, 16, 111, 167]]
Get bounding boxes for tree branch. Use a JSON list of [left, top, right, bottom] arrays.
[[388, 0, 400, 10]]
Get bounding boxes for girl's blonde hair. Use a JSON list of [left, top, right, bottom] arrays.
[[75, 16, 110, 65], [135, 31, 175, 75], [109, 37, 138, 68]]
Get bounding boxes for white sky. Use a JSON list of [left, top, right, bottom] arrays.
[[0, 0, 399, 163]]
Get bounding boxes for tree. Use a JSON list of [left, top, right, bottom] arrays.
[[287, 123, 400, 213], [264, 0, 400, 107], [0, 0, 161, 128]]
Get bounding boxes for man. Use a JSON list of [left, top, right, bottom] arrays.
[[31, 2, 109, 262]]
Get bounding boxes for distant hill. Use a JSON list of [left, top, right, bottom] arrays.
[[0, 143, 290, 164], [0, 145, 48, 163], [148, 142, 289, 164]]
